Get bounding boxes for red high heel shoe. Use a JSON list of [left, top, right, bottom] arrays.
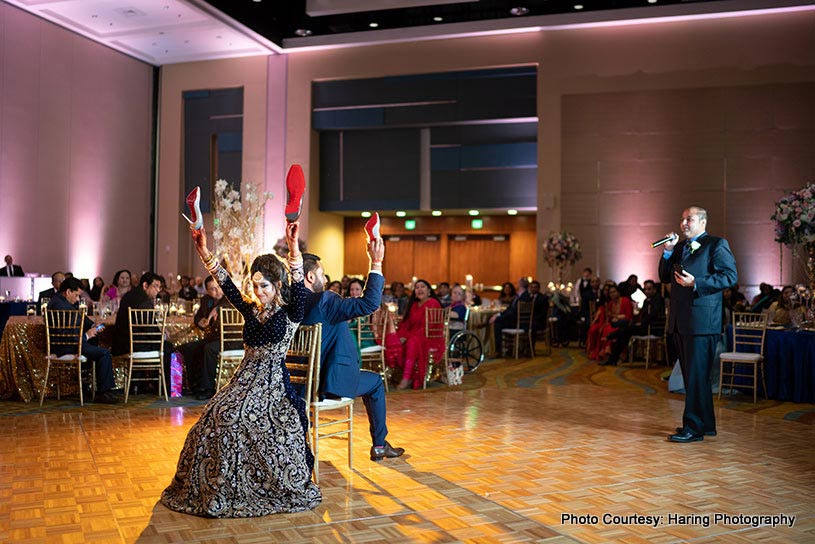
[[182, 186, 203, 230], [364, 212, 381, 242], [285, 164, 305, 222]]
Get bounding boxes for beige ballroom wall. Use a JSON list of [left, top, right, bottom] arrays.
[[0, 3, 154, 281]]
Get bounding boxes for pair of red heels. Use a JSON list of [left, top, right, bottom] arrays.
[[182, 165, 381, 240]]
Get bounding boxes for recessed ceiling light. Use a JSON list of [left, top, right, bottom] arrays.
[[369, 22, 379, 28], [253, 0, 262, 2], [510, 7, 529, 16], [433, 16, 443, 22], [294, 28, 312, 37], [431, 210, 442, 216], [468, 210, 480, 216], [507, 209, 518, 216], [648, 0, 657, 3], [361, 211, 372, 218], [574, 4, 584, 9], [395, 211, 406, 217]]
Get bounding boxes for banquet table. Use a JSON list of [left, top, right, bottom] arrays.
[[467, 306, 501, 357], [0, 314, 204, 402], [726, 326, 815, 403]]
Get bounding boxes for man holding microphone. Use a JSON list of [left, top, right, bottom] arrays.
[[656, 206, 737, 443]]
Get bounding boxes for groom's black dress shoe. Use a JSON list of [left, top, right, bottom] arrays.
[[668, 430, 704, 443], [370, 441, 405, 461], [675, 427, 716, 437]]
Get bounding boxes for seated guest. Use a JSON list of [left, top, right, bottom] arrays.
[[193, 276, 206, 296], [47, 277, 118, 404], [89, 276, 105, 302], [37, 271, 65, 315], [601, 280, 665, 366], [157, 276, 171, 304], [177, 275, 198, 301], [388, 280, 444, 389], [112, 272, 164, 357], [586, 284, 633, 360], [489, 280, 547, 356], [618, 274, 642, 298], [436, 282, 452, 307], [767, 285, 804, 326], [327, 280, 342, 294], [347, 278, 378, 358], [1, 255, 24, 276], [498, 282, 517, 305], [103, 269, 132, 303], [382, 281, 409, 315], [448, 284, 468, 331], [750, 282, 775, 312], [179, 275, 233, 400]]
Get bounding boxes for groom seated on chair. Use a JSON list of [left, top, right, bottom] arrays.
[[47, 277, 119, 404], [302, 237, 405, 462]]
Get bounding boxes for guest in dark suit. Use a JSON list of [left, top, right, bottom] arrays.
[[600, 279, 665, 366], [111, 272, 164, 357], [302, 237, 405, 461], [489, 280, 547, 357], [47, 277, 118, 403], [37, 271, 65, 315], [1, 255, 24, 276], [659, 206, 737, 443]]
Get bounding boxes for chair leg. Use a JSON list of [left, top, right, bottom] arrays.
[[645, 339, 651, 370], [760, 363, 767, 401], [124, 361, 133, 404], [717, 360, 724, 400], [312, 408, 320, 484], [39, 363, 50, 407], [347, 404, 353, 469], [77, 365, 84, 407]]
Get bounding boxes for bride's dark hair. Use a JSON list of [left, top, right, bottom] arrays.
[[250, 254, 290, 304]]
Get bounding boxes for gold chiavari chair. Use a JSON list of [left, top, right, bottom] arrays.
[[719, 312, 768, 404], [501, 301, 535, 359], [126, 307, 169, 403], [40, 309, 94, 406], [424, 306, 450, 388], [216, 307, 245, 390], [357, 310, 389, 391]]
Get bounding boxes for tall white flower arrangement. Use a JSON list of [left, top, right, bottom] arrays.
[[212, 179, 273, 294]]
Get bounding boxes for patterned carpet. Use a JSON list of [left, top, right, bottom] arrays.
[[5, 346, 812, 425]]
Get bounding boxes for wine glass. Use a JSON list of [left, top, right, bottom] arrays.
[[26, 304, 36, 318]]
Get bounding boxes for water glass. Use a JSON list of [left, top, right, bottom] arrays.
[[26, 304, 36, 317]]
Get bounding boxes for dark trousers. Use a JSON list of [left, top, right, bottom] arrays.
[[355, 370, 388, 446], [606, 324, 645, 363], [179, 339, 220, 392], [675, 333, 718, 435], [82, 342, 115, 392], [492, 315, 509, 354]]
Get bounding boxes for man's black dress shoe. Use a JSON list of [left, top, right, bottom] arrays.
[[95, 391, 120, 404], [668, 430, 703, 443], [599, 360, 617, 366], [370, 441, 405, 461], [195, 389, 214, 401], [675, 427, 716, 437]]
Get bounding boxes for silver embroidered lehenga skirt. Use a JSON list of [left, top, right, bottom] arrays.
[[160, 342, 321, 517]]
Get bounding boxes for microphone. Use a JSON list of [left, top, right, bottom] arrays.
[[651, 234, 678, 248]]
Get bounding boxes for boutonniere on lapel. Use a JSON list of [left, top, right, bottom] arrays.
[[689, 241, 701, 254]]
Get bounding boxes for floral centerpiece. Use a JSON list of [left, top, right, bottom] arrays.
[[543, 231, 583, 283], [771, 182, 815, 247], [772, 182, 815, 326], [212, 179, 273, 295]]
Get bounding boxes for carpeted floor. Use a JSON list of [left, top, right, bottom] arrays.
[[5, 346, 812, 425]]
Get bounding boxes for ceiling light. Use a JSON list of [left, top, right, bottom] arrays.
[[294, 28, 312, 37], [510, 7, 529, 16], [369, 22, 379, 28], [507, 209, 518, 216], [648, 0, 657, 3], [433, 16, 443, 22], [468, 210, 479, 216], [361, 211, 372, 218], [253, 0, 262, 2], [574, 4, 584, 9], [431, 210, 442, 217], [396, 211, 406, 217]]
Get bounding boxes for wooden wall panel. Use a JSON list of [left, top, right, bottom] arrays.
[[382, 238, 415, 287], [509, 229, 537, 283], [413, 239, 443, 283], [448, 236, 510, 287]]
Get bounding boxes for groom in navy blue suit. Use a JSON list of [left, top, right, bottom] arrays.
[[302, 237, 404, 461], [659, 206, 737, 443]]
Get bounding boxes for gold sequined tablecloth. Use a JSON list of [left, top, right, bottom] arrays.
[[467, 308, 500, 356], [0, 315, 203, 402]]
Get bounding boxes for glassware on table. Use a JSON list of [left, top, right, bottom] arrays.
[[78, 297, 87, 310], [41, 297, 50, 314], [26, 304, 36, 317]]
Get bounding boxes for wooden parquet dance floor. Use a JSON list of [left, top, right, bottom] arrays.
[[1, 348, 813, 543]]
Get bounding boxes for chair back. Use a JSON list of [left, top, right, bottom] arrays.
[[128, 307, 167, 355], [515, 301, 534, 330], [646, 315, 667, 337], [219, 306, 245, 352], [287, 323, 321, 406], [356, 313, 380, 348], [44, 309, 86, 358], [731, 311, 768, 355], [425, 306, 450, 341]]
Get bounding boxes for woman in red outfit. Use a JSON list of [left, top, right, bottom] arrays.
[[586, 284, 633, 360], [387, 280, 445, 389]]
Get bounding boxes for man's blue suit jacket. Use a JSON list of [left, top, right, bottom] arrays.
[[658, 233, 737, 336], [303, 272, 384, 398]]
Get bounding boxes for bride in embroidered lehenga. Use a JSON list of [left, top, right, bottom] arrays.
[[160, 220, 321, 517]]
